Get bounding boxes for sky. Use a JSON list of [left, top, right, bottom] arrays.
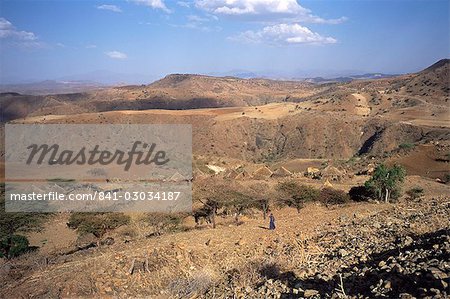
[[0, 0, 449, 83]]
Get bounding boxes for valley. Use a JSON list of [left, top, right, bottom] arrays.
[[0, 59, 449, 298]]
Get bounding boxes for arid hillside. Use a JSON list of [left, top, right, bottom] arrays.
[[3, 59, 449, 162], [0, 74, 317, 122]]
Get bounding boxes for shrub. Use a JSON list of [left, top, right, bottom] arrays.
[[406, 187, 424, 199], [0, 235, 30, 258], [444, 174, 450, 184], [398, 143, 415, 150], [0, 186, 48, 259], [67, 213, 130, 237], [319, 188, 350, 205], [145, 212, 189, 233], [349, 185, 375, 202]]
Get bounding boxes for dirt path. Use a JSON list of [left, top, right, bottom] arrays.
[[26, 213, 77, 255]]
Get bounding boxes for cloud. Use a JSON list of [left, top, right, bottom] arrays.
[[97, 4, 122, 13], [85, 44, 97, 49], [129, 0, 171, 13], [196, 0, 307, 15], [308, 16, 348, 25], [195, 0, 346, 24], [105, 50, 128, 59], [0, 17, 38, 41], [229, 23, 337, 45], [171, 22, 221, 32], [176, 14, 221, 32], [187, 15, 211, 23], [0, 17, 45, 48], [177, 1, 191, 8], [181, 23, 221, 32]]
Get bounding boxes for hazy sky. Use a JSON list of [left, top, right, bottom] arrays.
[[0, 0, 449, 83]]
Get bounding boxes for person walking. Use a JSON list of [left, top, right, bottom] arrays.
[[269, 212, 276, 230]]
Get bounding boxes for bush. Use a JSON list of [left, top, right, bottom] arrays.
[[145, 212, 189, 233], [319, 188, 350, 205], [444, 174, 450, 184], [0, 186, 48, 259], [398, 143, 415, 150], [67, 213, 130, 237], [349, 185, 375, 202], [406, 187, 424, 199], [0, 235, 31, 258]]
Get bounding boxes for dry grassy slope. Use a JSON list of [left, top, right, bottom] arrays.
[[1, 177, 448, 298]]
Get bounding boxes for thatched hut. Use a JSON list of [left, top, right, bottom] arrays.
[[320, 166, 345, 182], [223, 169, 240, 180], [272, 166, 292, 177], [252, 165, 273, 180], [235, 169, 252, 180]]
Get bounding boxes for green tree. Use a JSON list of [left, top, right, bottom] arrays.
[[364, 164, 406, 202], [276, 181, 319, 212]]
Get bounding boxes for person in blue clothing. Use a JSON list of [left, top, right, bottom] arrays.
[[269, 212, 276, 230]]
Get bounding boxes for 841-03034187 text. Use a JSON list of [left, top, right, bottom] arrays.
[[98, 191, 181, 201]]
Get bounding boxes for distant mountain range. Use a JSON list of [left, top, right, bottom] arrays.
[[0, 69, 399, 95], [303, 73, 398, 84], [58, 70, 157, 85], [0, 80, 107, 95], [207, 69, 398, 82], [0, 70, 159, 95]]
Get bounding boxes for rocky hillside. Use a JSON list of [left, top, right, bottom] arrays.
[[405, 59, 450, 101], [1, 187, 448, 298]]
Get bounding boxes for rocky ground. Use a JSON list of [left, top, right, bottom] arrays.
[[1, 194, 448, 298], [233, 196, 450, 299]]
